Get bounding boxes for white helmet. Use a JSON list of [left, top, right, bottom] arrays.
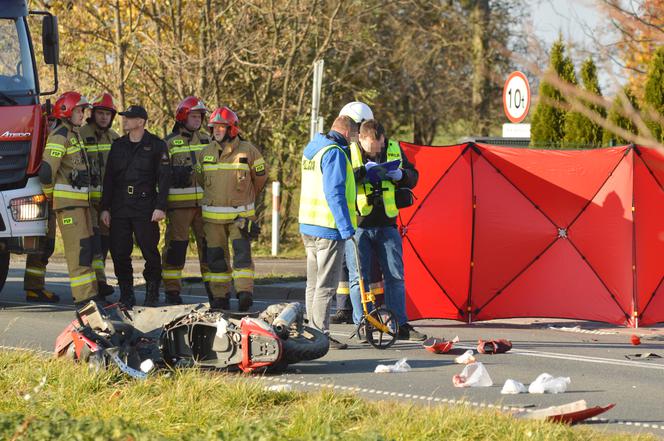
[[338, 101, 374, 124]]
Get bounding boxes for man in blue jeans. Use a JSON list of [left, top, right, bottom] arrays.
[[346, 120, 426, 341]]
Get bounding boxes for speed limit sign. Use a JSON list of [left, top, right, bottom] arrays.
[[503, 71, 531, 123]]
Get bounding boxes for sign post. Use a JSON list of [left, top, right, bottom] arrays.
[[502, 71, 531, 138]]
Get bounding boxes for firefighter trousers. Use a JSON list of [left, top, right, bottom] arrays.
[[24, 208, 56, 291], [90, 204, 108, 285], [204, 221, 254, 299], [161, 207, 208, 293], [55, 207, 97, 303]]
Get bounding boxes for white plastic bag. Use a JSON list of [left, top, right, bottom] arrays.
[[528, 373, 570, 394], [454, 349, 476, 364], [452, 362, 493, 387], [375, 358, 411, 373], [501, 379, 527, 394]]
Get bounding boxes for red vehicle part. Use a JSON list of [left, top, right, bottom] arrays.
[[239, 317, 283, 373]]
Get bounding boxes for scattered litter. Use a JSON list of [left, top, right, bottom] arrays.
[[528, 373, 570, 394], [477, 339, 512, 354], [423, 336, 459, 354], [140, 359, 155, 373], [267, 384, 293, 392], [625, 353, 661, 360], [375, 358, 411, 373], [630, 334, 641, 345], [452, 362, 492, 387], [454, 350, 476, 364], [501, 379, 527, 394], [516, 400, 615, 424]]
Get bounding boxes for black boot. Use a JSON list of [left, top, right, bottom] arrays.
[[143, 281, 160, 307], [97, 281, 115, 298], [118, 284, 136, 308], [165, 290, 183, 305], [210, 296, 230, 311], [237, 291, 253, 312]]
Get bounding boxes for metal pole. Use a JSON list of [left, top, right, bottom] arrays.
[[310, 59, 324, 141], [271, 181, 281, 256]]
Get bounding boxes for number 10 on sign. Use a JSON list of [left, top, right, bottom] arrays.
[[503, 71, 531, 123]]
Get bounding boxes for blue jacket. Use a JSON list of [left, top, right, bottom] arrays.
[[299, 131, 355, 240]]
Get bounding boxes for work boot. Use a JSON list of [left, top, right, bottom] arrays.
[[118, 284, 136, 308], [165, 291, 183, 305], [328, 336, 348, 350], [209, 296, 230, 311], [143, 281, 160, 307], [330, 309, 353, 324], [25, 289, 60, 303], [97, 281, 115, 298], [237, 291, 253, 312], [398, 323, 427, 341]]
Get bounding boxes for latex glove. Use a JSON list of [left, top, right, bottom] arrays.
[[151, 209, 166, 223], [364, 161, 378, 171], [385, 168, 403, 182]]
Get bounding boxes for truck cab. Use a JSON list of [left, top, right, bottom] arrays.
[[0, 1, 59, 291]]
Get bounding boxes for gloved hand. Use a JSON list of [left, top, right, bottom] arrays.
[[172, 165, 193, 188], [69, 169, 91, 189], [364, 161, 378, 171], [385, 168, 403, 182]]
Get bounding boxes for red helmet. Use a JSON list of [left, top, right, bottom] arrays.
[[91, 92, 117, 113], [53, 91, 90, 119], [175, 96, 208, 123], [208, 106, 240, 138]]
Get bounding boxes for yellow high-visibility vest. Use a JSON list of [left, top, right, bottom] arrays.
[[350, 139, 402, 217], [299, 144, 357, 229]]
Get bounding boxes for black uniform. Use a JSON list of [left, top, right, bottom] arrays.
[[101, 130, 171, 293]]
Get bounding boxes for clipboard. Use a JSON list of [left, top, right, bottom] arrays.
[[366, 159, 401, 184]]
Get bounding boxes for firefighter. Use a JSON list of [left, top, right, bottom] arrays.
[[24, 117, 58, 303], [161, 96, 210, 305], [37, 91, 101, 309], [100, 105, 171, 307], [195, 107, 267, 311], [79, 93, 120, 299]]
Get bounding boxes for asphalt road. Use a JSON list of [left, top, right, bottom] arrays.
[[2, 259, 664, 438]]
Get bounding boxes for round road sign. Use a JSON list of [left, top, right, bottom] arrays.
[[503, 71, 531, 123]]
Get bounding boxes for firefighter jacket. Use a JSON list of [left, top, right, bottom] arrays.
[[38, 119, 92, 210], [100, 130, 171, 219], [195, 136, 267, 224], [165, 127, 210, 209], [79, 121, 119, 204]]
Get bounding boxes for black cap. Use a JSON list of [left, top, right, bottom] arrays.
[[119, 105, 148, 120]]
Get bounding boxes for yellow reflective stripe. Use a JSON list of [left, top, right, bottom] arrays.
[[162, 270, 182, 280], [54, 190, 89, 200], [170, 144, 206, 155], [202, 204, 255, 220], [336, 287, 350, 294], [202, 209, 255, 220], [232, 269, 254, 279], [92, 259, 105, 270], [42, 187, 53, 195], [66, 146, 81, 155], [205, 272, 232, 282], [97, 144, 111, 151], [70, 272, 96, 287], [84, 144, 99, 152], [25, 267, 46, 276], [167, 193, 203, 202], [45, 143, 66, 152], [202, 163, 250, 171]]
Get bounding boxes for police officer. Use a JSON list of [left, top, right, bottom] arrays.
[[196, 107, 267, 311], [80, 93, 120, 299], [38, 91, 100, 309], [161, 96, 210, 305], [100, 105, 171, 307]]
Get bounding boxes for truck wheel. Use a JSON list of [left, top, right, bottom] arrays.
[[0, 252, 9, 294]]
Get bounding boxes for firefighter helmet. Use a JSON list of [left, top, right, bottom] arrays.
[[53, 91, 90, 120], [339, 101, 373, 124], [175, 96, 208, 123], [91, 92, 117, 113], [208, 106, 240, 138]]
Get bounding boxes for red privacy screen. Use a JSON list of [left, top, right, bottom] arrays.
[[398, 143, 664, 327]]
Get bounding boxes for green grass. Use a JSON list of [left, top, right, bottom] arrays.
[[0, 350, 653, 440]]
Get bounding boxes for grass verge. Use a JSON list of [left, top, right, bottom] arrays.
[[0, 350, 653, 440]]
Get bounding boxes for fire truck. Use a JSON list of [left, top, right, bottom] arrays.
[[0, 1, 59, 292]]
